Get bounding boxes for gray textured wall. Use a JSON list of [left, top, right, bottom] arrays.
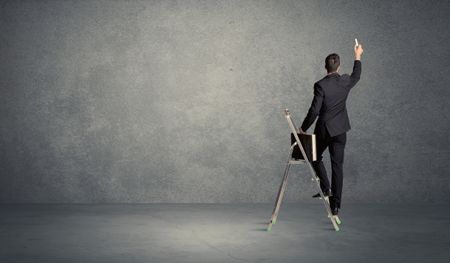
[[1, 0, 449, 203]]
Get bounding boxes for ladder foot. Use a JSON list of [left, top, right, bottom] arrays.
[[334, 216, 341, 225]]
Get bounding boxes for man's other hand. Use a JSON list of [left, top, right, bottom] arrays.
[[354, 42, 363, 60]]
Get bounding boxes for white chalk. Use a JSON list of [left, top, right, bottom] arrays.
[[355, 38, 359, 46]]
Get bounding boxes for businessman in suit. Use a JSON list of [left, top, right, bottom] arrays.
[[299, 42, 364, 215]]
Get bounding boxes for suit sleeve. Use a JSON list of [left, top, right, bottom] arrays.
[[301, 83, 324, 132], [349, 60, 362, 89]]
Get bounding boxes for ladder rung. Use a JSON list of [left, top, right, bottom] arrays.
[[288, 159, 306, 164]]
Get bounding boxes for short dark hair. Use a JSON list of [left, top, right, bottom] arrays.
[[325, 53, 340, 73]]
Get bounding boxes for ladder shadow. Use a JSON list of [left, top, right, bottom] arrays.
[[252, 221, 270, 231]]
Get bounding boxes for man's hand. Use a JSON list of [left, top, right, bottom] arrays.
[[297, 128, 306, 134], [354, 42, 363, 60]]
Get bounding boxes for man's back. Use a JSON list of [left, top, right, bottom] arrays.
[[301, 60, 362, 137]]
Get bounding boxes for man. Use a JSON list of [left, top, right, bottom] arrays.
[[299, 42, 364, 216]]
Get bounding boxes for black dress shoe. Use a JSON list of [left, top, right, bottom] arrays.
[[331, 207, 339, 215], [312, 189, 332, 198]]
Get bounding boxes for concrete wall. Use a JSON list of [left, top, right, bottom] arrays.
[[1, 0, 449, 203]]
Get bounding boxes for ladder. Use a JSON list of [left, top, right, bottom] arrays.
[[267, 109, 341, 232]]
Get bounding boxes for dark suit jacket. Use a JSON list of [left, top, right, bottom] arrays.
[[301, 60, 362, 137]]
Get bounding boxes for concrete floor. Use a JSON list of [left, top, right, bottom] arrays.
[[0, 203, 449, 263]]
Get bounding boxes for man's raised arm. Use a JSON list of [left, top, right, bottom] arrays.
[[349, 42, 364, 88]]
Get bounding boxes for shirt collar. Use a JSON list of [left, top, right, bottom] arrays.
[[325, 72, 340, 78]]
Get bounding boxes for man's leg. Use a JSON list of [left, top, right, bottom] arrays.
[[311, 134, 330, 193], [329, 132, 347, 209]]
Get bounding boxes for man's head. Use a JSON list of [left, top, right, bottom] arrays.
[[325, 53, 340, 73]]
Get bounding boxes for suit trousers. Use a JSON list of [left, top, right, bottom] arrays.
[[312, 129, 347, 209]]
